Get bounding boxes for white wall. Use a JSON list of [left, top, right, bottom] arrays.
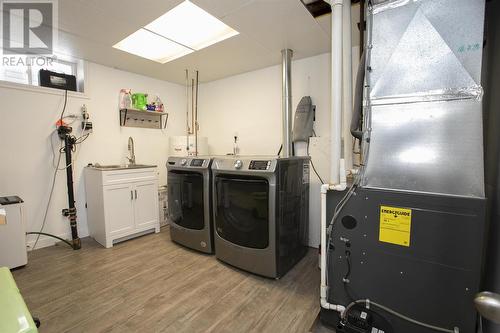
[[199, 50, 360, 247], [0, 62, 185, 249], [0, 50, 359, 250]]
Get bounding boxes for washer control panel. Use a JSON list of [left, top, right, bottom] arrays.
[[249, 160, 271, 170], [190, 159, 205, 167], [167, 157, 211, 169]]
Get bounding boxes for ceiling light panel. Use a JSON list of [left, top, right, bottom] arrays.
[[113, 29, 193, 64], [145, 1, 239, 51]]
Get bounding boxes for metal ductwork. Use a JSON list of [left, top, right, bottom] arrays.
[[281, 49, 293, 158]]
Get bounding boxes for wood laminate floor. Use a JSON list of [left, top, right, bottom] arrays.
[[12, 228, 320, 333]]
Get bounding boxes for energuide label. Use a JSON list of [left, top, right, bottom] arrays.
[[379, 205, 412, 247]]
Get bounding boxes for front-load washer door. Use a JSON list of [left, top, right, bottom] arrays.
[[215, 176, 269, 249], [168, 170, 204, 230]]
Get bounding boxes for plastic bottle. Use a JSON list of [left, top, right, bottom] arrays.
[[119, 89, 132, 109], [154, 95, 164, 112]]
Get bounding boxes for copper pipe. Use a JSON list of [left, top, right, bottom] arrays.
[[194, 70, 199, 156]]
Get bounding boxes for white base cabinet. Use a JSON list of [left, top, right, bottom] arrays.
[[85, 167, 160, 248]]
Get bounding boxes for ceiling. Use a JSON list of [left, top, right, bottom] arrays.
[[54, 0, 361, 84]]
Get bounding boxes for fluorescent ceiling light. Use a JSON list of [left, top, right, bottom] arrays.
[[113, 1, 238, 63], [113, 29, 193, 64], [145, 1, 239, 51]]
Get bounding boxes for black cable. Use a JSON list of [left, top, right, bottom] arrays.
[[342, 249, 359, 302], [59, 89, 68, 124], [343, 250, 351, 281], [277, 144, 283, 156], [310, 158, 325, 184], [32, 147, 61, 250], [27, 232, 73, 249], [32, 90, 68, 250]]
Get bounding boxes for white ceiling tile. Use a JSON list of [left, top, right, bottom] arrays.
[[50, 0, 360, 84]]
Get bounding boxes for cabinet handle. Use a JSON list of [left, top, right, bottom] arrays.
[[135, 190, 138, 199], [131, 190, 133, 200]]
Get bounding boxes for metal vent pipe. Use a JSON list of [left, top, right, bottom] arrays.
[[281, 49, 293, 158]]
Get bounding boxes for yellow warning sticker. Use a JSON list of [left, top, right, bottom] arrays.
[[379, 205, 412, 247]]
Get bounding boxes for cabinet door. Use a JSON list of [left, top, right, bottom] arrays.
[[103, 184, 135, 237], [133, 181, 159, 229]]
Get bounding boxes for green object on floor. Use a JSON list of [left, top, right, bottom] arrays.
[[0, 267, 38, 333]]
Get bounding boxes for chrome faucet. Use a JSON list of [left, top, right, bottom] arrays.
[[127, 137, 136, 165]]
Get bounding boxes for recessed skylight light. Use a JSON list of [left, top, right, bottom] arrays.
[[113, 29, 193, 64], [145, 1, 239, 51], [113, 1, 239, 64]]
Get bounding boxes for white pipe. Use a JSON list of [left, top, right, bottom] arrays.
[[320, 184, 346, 313], [328, 0, 344, 185], [281, 49, 293, 158], [320, 0, 349, 315], [342, 0, 353, 171]]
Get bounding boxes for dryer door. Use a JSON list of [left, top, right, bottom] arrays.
[[168, 170, 204, 230], [215, 176, 269, 249]]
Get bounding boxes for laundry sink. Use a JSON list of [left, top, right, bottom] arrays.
[[125, 164, 156, 169], [94, 164, 121, 169], [90, 164, 156, 170]]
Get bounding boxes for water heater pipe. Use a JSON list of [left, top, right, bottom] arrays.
[[185, 69, 190, 151], [328, 0, 344, 184], [281, 49, 293, 158], [342, 0, 353, 170], [194, 70, 199, 156]]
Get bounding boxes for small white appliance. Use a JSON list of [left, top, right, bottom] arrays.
[[0, 196, 27, 269], [169, 136, 208, 157]]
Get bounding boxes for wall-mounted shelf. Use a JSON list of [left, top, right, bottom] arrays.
[[119, 108, 168, 129]]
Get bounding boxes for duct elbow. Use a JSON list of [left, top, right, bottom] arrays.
[[321, 184, 330, 194]]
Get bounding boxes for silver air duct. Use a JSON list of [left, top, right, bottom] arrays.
[[281, 49, 293, 158]]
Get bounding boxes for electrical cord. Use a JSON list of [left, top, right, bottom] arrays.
[[32, 89, 71, 250], [59, 89, 68, 124], [27, 232, 73, 249], [32, 147, 62, 250], [276, 144, 283, 156], [342, 249, 359, 302], [343, 250, 351, 282], [310, 158, 325, 184], [342, 299, 459, 333]]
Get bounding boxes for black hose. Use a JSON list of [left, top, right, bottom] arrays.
[[351, 51, 366, 140], [26, 232, 74, 249]]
